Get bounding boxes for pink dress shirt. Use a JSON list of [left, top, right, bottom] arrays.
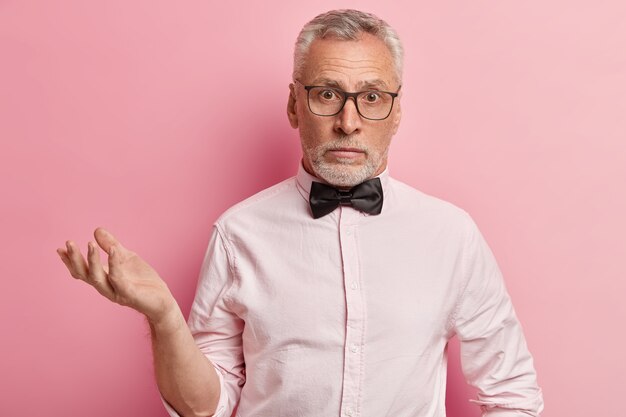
[[162, 164, 543, 417]]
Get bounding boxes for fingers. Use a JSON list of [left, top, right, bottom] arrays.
[[56, 247, 74, 275], [57, 239, 118, 299], [61, 241, 89, 280], [106, 246, 124, 289], [86, 241, 115, 298], [94, 227, 125, 256]]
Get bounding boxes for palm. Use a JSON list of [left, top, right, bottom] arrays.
[[107, 251, 172, 317]]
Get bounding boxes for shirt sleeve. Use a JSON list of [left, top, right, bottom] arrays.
[[160, 225, 245, 417], [452, 217, 544, 416]]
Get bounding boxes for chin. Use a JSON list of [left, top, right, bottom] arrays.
[[314, 163, 375, 188]]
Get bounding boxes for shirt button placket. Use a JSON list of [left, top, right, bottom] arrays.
[[338, 207, 364, 417]]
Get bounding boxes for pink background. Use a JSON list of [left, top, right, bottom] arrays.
[[1, 1, 624, 416]]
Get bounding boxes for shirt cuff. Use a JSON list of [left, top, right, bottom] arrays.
[[159, 364, 229, 417], [472, 392, 544, 417], [481, 410, 538, 417]]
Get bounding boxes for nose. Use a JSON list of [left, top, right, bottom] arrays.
[[334, 97, 362, 136]]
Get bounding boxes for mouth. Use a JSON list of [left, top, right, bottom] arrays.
[[327, 147, 366, 159]]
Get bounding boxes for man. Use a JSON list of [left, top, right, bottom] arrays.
[[57, 9, 543, 417]]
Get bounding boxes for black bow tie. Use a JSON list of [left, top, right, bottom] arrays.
[[309, 178, 384, 219]]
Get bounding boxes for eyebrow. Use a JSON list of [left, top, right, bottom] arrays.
[[311, 77, 391, 91]]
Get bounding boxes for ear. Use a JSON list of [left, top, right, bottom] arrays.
[[390, 90, 402, 135], [287, 83, 299, 129]]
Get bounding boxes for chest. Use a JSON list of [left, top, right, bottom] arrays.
[[227, 212, 464, 353]]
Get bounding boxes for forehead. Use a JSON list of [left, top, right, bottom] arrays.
[[301, 33, 397, 89]]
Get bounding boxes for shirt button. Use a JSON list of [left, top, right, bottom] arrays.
[[350, 281, 358, 290], [346, 408, 354, 416], [350, 344, 359, 353], [345, 229, 352, 236]]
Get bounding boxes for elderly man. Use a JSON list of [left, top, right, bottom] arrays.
[[57, 9, 543, 417]]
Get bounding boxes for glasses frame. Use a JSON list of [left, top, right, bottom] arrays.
[[296, 81, 401, 121]]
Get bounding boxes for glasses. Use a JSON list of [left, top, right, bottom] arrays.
[[295, 80, 400, 121]]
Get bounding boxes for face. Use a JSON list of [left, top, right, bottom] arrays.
[[287, 33, 402, 188]]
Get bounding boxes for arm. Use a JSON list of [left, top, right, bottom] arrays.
[[452, 218, 544, 416], [57, 228, 221, 417], [149, 303, 221, 417], [156, 226, 246, 417]]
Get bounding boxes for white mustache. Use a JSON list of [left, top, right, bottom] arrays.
[[319, 137, 368, 154]]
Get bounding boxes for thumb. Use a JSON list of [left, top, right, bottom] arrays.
[[94, 227, 127, 255]]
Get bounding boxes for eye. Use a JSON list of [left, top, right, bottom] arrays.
[[319, 89, 338, 100], [363, 92, 381, 103]]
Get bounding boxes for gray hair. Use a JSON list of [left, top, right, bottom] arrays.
[[293, 9, 404, 83]]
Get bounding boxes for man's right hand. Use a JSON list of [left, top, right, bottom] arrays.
[[57, 227, 177, 324]]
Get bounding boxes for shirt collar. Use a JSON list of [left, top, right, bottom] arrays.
[[295, 160, 390, 203]]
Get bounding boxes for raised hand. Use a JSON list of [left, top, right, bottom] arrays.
[[57, 228, 177, 323]]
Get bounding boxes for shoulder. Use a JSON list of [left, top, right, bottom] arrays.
[[385, 176, 477, 235], [214, 176, 304, 231]]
